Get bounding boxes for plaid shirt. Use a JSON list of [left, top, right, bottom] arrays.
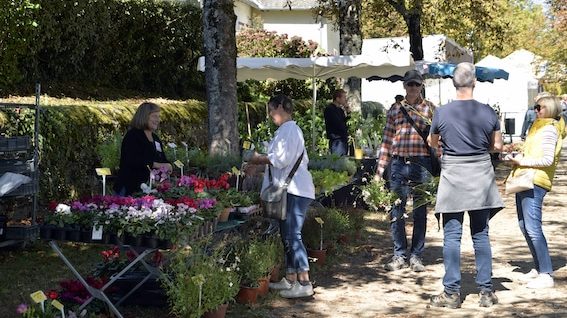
[[377, 97, 438, 176]]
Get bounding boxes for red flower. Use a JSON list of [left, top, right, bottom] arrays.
[[46, 290, 58, 300], [48, 201, 58, 212]]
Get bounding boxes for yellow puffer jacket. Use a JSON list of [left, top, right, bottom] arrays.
[[513, 117, 566, 191]]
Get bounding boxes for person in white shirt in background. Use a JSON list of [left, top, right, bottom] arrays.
[[244, 94, 316, 299]]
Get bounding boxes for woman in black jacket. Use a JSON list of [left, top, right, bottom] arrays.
[[114, 102, 172, 195]]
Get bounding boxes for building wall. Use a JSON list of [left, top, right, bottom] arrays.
[[252, 10, 339, 53], [235, 1, 253, 31]]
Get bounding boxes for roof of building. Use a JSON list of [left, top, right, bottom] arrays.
[[243, 0, 319, 10]]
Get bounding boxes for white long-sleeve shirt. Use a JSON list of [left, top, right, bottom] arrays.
[[520, 125, 558, 167], [261, 121, 315, 199]]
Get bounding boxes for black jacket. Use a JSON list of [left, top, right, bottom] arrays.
[[324, 103, 349, 140], [113, 128, 169, 195]]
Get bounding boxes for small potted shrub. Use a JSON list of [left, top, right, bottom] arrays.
[[165, 245, 240, 318], [236, 239, 271, 303]]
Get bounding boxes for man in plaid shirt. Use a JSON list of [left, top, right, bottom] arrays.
[[376, 70, 437, 272]]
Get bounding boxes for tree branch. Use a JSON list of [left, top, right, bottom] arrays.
[[385, 0, 407, 17]]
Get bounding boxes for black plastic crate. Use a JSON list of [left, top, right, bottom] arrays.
[[0, 137, 30, 153], [5, 224, 39, 241]]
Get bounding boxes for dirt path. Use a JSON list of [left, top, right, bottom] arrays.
[[268, 145, 567, 318]]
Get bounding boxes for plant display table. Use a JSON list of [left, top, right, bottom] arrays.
[[48, 240, 167, 318]]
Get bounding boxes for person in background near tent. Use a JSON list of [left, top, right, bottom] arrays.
[[506, 95, 566, 289], [324, 89, 350, 156], [376, 70, 437, 273], [521, 92, 552, 140], [114, 102, 172, 196], [428, 62, 504, 309]]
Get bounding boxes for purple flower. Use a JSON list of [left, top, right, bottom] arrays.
[[16, 303, 28, 314], [198, 198, 216, 209]]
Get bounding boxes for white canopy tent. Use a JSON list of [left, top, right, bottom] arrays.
[[198, 53, 414, 149]]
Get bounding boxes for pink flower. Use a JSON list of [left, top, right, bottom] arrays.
[[16, 303, 28, 314]]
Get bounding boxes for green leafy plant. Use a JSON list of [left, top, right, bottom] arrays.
[[359, 178, 400, 212], [237, 238, 273, 287], [309, 154, 357, 175], [96, 132, 122, 171], [165, 245, 240, 318], [311, 169, 350, 196]]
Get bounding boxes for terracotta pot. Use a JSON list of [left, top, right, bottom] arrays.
[[217, 208, 231, 222], [307, 248, 327, 267], [202, 303, 228, 318], [269, 264, 281, 282], [236, 286, 259, 304], [257, 277, 269, 297]]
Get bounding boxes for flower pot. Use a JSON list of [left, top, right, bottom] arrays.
[[52, 227, 66, 241], [66, 227, 81, 242], [80, 229, 93, 243], [40, 225, 54, 240], [143, 235, 159, 248], [258, 277, 269, 297], [354, 148, 364, 159], [236, 286, 259, 304], [307, 248, 327, 267], [202, 303, 228, 318], [125, 233, 142, 247], [158, 239, 173, 250], [269, 264, 281, 283], [217, 207, 232, 222], [109, 233, 122, 245]]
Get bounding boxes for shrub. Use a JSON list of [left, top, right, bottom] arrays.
[[2, 0, 203, 98]]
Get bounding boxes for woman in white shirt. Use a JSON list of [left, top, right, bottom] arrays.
[[245, 94, 316, 299]]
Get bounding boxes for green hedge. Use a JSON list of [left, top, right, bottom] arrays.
[[0, 98, 207, 202], [1, 0, 203, 98]]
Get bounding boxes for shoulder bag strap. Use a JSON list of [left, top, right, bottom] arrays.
[[399, 105, 431, 151], [283, 151, 304, 186]]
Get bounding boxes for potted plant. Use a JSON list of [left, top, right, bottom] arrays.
[[303, 214, 327, 266], [236, 239, 271, 303], [164, 245, 240, 318]]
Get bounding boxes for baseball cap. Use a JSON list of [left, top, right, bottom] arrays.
[[403, 70, 423, 85]]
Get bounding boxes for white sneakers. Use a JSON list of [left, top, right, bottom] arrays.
[[519, 268, 539, 282], [279, 281, 314, 298], [526, 273, 554, 289], [269, 278, 292, 290]]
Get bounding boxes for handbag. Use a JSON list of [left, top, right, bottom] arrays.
[[399, 106, 441, 177], [260, 151, 304, 220], [505, 168, 535, 194]]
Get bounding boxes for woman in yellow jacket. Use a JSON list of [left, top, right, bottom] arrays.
[[507, 95, 566, 289]]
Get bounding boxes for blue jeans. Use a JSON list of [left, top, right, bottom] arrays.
[[442, 209, 493, 294], [280, 193, 312, 274], [515, 185, 552, 274], [388, 156, 432, 258], [329, 138, 348, 156]]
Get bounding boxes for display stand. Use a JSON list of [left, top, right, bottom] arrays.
[[0, 83, 41, 248], [48, 240, 167, 318]]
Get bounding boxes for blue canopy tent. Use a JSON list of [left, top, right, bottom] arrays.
[[368, 62, 509, 82]]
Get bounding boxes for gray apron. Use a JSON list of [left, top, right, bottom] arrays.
[[435, 153, 504, 216]]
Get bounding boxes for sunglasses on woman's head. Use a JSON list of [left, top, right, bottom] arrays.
[[534, 104, 544, 111], [406, 82, 421, 87]]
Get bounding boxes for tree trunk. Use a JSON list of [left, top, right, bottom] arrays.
[[203, 0, 239, 156], [338, 0, 362, 112], [405, 12, 423, 61]]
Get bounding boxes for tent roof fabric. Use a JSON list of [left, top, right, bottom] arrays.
[[198, 54, 414, 82], [244, 0, 318, 10]]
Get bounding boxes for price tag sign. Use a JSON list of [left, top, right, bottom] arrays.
[[315, 217, 324, 225], [92, 225, 103, 240], [173, 160, 184, 168], [51, 299, 64, 310], [95, 168, 111, 176], [30, 291, 47, 303], [243, 141, 251, 150]]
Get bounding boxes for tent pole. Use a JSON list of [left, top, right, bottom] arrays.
[[312, 77, 317, 152]]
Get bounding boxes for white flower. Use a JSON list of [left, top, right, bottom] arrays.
[[362, 177, 367, 182], [229, 282, 233, 287], [55, 204, 71, 215], [226, 267, 231, 272], [394, 198, 402, 206]]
